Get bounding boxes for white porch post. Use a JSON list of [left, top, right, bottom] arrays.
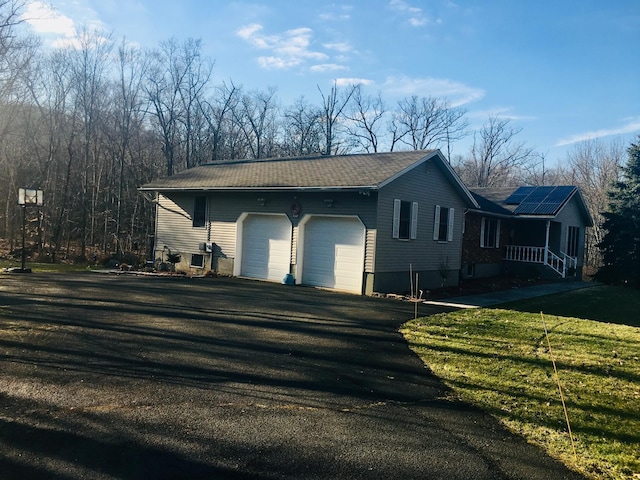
[[544, 220, 550, 265]]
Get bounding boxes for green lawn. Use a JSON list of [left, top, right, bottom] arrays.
[[402, 285, 640, 480], [0, 259, 91, 273]]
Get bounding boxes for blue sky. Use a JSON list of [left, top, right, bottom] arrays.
[[20, 0, 640, 164]]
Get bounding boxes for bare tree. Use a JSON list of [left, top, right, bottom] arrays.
[[282, 95, 322, 156], [455, 116, 534, 187], [176, 38, 213, 169], [317, 80, 358, 155], [66, 28, 114, 257], [557, 138, 625, 268], [0, 0, 34, 100], [144, 38, 213, 175], [233, 86, 280, 159], [21, 48, 74, 255], [106, 39, 148, 252], [200, 81, 240, 161], [388, 96, 467, 159], [343, 85, 385, 153], [0, 0, 39, 246]]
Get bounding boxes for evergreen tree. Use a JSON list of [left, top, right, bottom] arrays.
[[596, 135, 640, 287]]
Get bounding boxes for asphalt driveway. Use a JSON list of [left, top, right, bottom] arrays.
[[0, 273, 586, 479]]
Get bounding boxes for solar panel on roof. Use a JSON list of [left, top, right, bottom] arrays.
[[513, 202, 540, 214], [544, 186, 575, 203], [504, 186, 536, 204], [523, 186, 555, 202], [512, 185, 576, 215], [532, 203, 563, 215]]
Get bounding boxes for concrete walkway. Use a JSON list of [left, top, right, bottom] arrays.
[[424, 281, 596, 309]]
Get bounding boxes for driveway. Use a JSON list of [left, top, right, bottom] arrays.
[[0, 273, 586, 479]]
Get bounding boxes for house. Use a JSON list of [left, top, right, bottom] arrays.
[[139, 150, 480, 295], [463, 186, 593, 280]]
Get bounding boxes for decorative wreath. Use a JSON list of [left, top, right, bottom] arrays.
[[291, 201, 301, 216]]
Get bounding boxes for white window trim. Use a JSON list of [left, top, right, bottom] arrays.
[[566, 225, 580, 257], [393, 199, 418, 240], [190, 253, 205, 268], [480, 217, 501, 248], [434, 205, 455, 242]]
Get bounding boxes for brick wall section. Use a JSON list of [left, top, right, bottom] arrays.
[[462, 213, 511, 264]]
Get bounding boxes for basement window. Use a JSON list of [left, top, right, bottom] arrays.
[[190, 254, 205, 268]]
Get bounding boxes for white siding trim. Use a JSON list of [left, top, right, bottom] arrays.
[[447, 208, 455, 242], [480, 217, 486, 248], [433, 205, 441, 241], [410, 202, 418, 240], [496, 220, 501, 248], [392, 199, 401, 239], [365, 229, 376, 272]]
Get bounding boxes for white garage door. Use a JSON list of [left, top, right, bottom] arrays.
[[302, 216, 365, 293], [241, 214, 292, 282]]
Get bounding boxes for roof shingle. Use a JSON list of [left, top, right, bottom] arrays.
[[140, 150, 437, 191]]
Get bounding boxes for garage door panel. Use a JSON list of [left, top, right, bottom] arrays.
[[302, 216, 365, 293], [241, 215, 291, 282]]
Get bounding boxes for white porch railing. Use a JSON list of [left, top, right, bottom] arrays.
[[505, 245, 578, 278]]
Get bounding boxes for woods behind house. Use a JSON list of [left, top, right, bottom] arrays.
[[0, 2, 630, 270]]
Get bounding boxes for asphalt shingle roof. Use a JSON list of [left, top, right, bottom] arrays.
[[470, 185, 592, 226], [469, 188, 516, 215], [140, 150, 438, 191]]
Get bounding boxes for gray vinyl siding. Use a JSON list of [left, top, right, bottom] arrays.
[[554, 196, 588, 266], [210, 221, 236, 258], [156, 193, 209, 258], [375, 158, 467, 276], [158, 190, 377, 271]]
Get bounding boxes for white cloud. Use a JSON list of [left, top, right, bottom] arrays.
[[21, 1, 108, 49], [310, 64, 348, 73], [389, 0, 429, 27], [409, 16, 428, 27], [381, 75, 485, 106], [236, 23, 264, 44], [555, 117, 640, 146], [318, 5, 352, 22], [467, 107, 536, 122], [335, 77, 373, 86], [22, 1, 76, 37], [237, 23, 329, 70], [323, 42, 352, 53]]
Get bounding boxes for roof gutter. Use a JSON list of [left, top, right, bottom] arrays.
[[465, 208, 515, 219], [138, 185, 379, 193]]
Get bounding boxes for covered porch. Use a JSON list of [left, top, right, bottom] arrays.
[[504, 219, 578, 278]]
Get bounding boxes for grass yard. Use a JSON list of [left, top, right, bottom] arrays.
[[402, 285, 640, 480], [0, 259, 90, 272]]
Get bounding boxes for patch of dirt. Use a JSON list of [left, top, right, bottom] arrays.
[[427, 276, 553, 300], [378, 276, 553, 301]]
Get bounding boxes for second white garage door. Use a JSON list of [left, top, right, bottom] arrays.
[[301, 216, 365, 293], [240, 214, 292, 282]]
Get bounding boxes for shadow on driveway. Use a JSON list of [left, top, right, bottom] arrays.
[[0, 273, 586, 479]]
